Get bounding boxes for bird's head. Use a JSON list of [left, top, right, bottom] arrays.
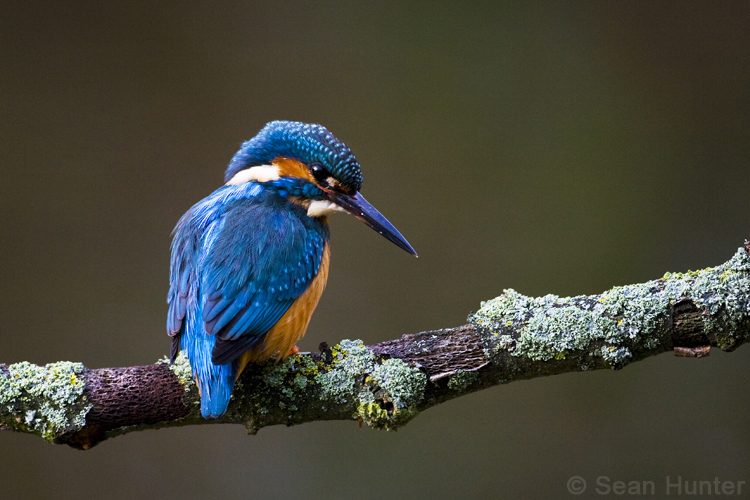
[[224, 121, 417, 257]]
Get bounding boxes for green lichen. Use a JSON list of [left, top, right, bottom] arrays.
[[318, 339, 375, 405], [357, 401, 390, 426], [447, 369, 479, 392], [292, 374, 308, 390], [156, 352, 200, 412], [157, 352, 195, 391], [0, 361, 91, 442], [370, 358, 426, 409], [217, 340, 426, 432], [599, 345, 633, 365], [318, 339, 427, 430], [471, 246, 750, 368], [224, 352, 327, 431], [261, 357, 304, 400]]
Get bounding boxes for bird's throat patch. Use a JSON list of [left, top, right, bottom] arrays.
[[307, 200, 347, 217]]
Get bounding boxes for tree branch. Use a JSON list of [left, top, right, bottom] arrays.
[[2, 243, 749, 450]]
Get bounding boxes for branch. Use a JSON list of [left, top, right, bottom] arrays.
[[2, 243, 749, 450]]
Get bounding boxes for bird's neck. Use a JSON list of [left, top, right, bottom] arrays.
[[224, 159, 345, 218], [225, 158, 314, 186]]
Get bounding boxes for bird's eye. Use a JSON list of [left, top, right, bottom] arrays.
[[311, 165, 329, 183]]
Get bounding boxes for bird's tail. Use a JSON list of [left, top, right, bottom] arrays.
[[197, 364, 236, 418], [182, 332, 237, 418]]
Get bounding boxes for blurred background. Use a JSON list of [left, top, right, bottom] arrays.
[[1, 2, 748, 498]]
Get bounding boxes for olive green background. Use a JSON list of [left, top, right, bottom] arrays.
[[2, 2, 748, 498]]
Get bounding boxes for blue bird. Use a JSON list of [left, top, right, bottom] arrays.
[[167, 121, 417, 418]]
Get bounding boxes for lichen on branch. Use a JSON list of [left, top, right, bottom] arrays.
[[471, 246, 750, 373], [0, 244, 748, 449], [0, 361, 91, 442], [224, 339, 427, 433]]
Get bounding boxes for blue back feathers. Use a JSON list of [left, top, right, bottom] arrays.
[[224, 121, 364, 193], [167, 182, 330, 418]]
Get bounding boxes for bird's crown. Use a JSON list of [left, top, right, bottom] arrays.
[[224, 121, 363, 193]]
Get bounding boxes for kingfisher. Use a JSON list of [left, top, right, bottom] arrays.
[[167, 121, 417, 418]]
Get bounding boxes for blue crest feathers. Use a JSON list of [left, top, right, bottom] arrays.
[[225, 121, 363, 192]]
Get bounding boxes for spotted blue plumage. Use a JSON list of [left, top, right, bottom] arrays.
[[167, 181, 329, 418], [166, 121, 417, 419], [225, 121, 364, 193]]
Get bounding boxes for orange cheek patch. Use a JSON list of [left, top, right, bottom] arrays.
[[272, 157, 315, 182]]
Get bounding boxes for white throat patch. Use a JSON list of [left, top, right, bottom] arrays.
[[307, 200, 347, 217], [225, 165, 281, 185]]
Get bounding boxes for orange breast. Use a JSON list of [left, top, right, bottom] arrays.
[[235, 242, 331, 376]]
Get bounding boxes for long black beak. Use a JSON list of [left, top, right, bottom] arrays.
[[328, 191, 418, 257]]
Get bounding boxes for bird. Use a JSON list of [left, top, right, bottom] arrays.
[[167, 121, 417, 418]]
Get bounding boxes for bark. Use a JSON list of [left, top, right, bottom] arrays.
[[2, 243, 749, 450]]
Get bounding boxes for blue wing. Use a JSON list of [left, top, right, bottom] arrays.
[[167, 185, 329, 366], [167, 210, 198, 362], [201, 196, 328, 364]]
